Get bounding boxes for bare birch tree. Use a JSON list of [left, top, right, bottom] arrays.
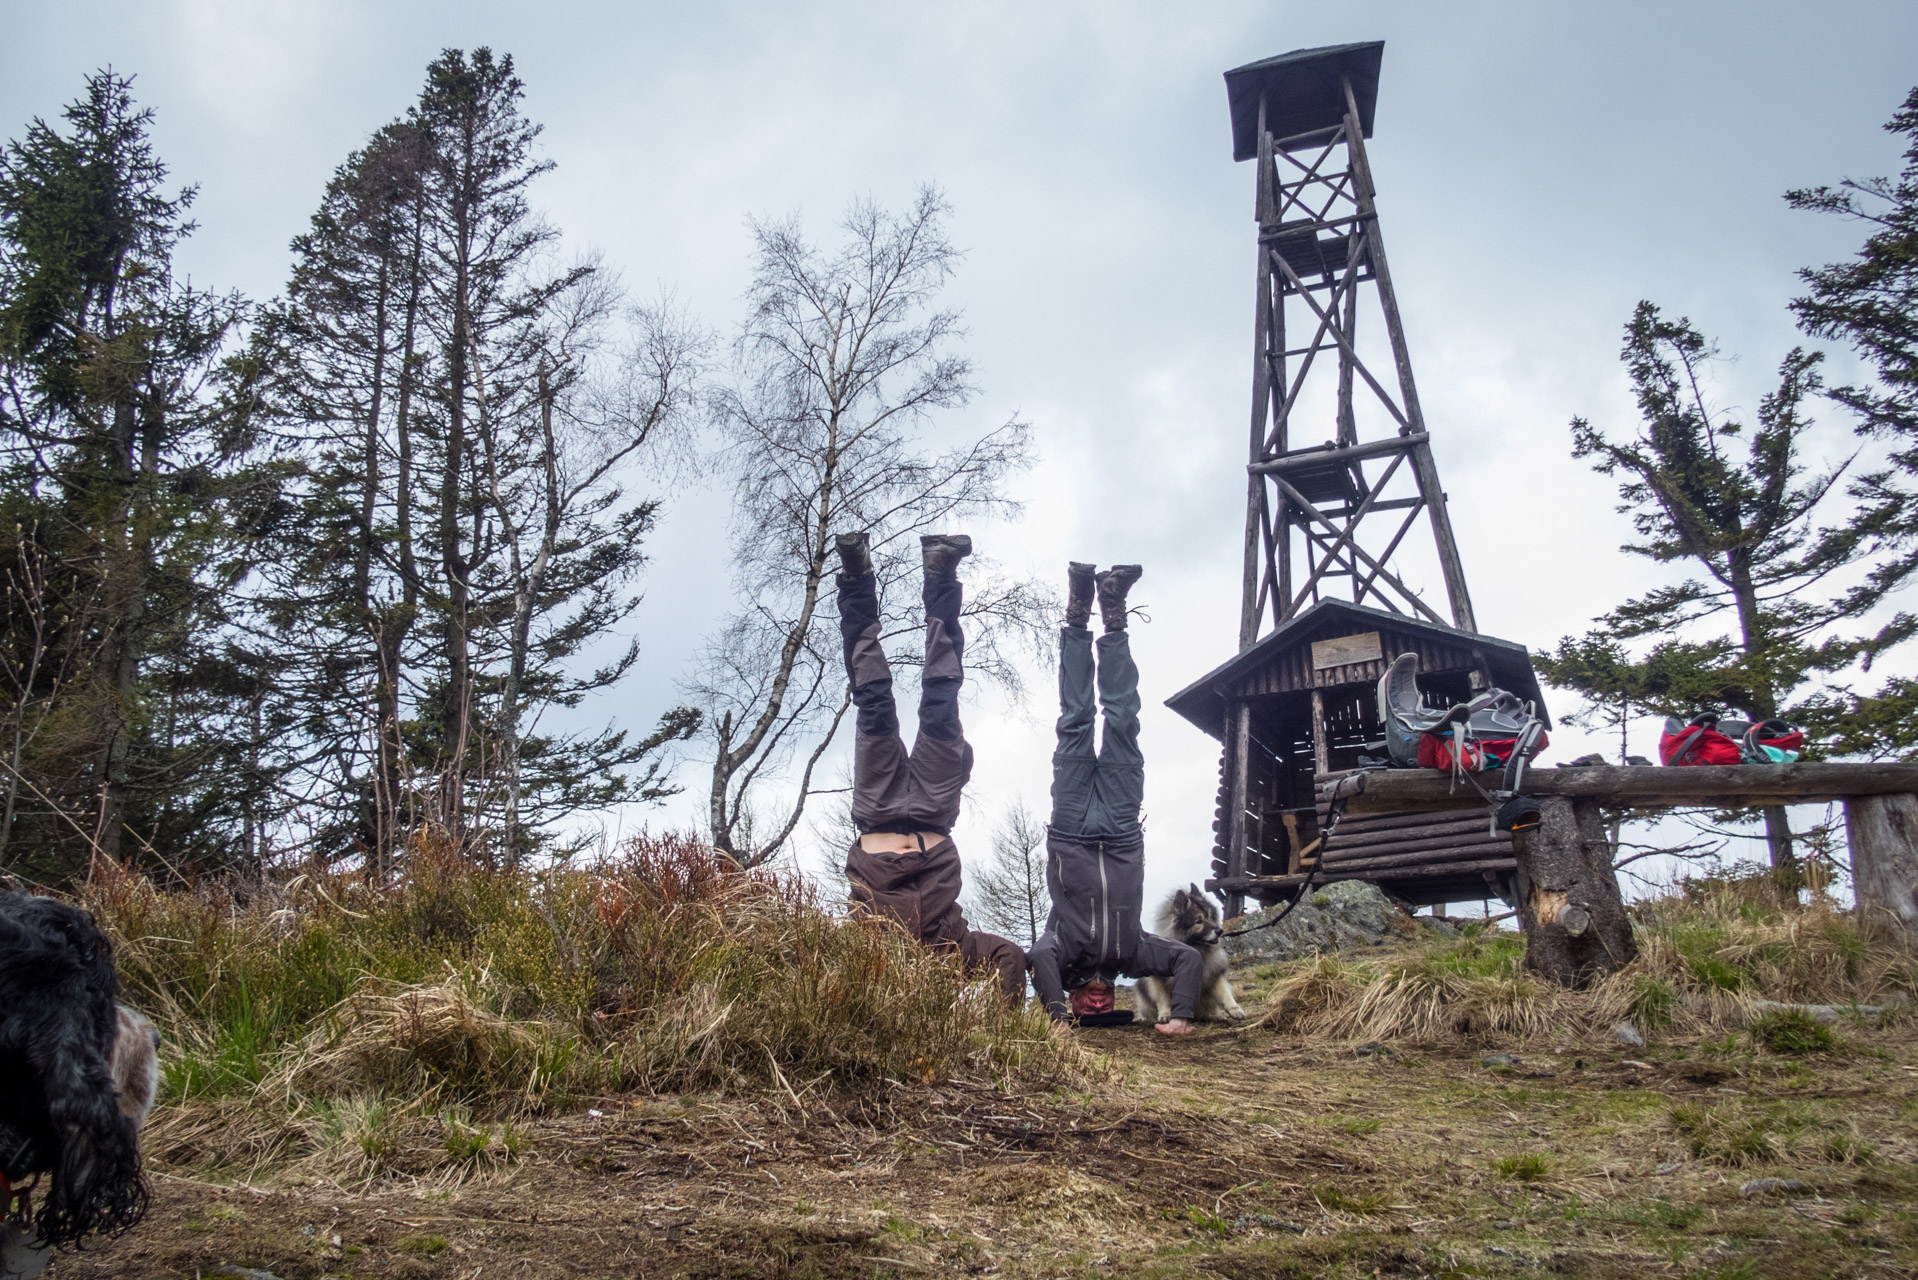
[[967, 799, 1049, 949], [690, 188, 1050, 867]]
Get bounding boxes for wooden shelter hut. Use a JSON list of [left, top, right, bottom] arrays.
[[1166, 600, 1550, 917]]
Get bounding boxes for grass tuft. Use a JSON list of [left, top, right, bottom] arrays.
[[1668, 1102, 1782, 1167], [78, 830, 1088, 1181], [1494, 1152, 1549, 1181], [1260, 869, 1915, 1046], [1310, 1184, 1388, 1214], [1748, 1008, 1836, 1054]]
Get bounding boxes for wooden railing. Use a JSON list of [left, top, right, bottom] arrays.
[[1224, 763, 1918, 987]]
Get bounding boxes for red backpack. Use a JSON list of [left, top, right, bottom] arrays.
[[1659, 715, 1805, 766]]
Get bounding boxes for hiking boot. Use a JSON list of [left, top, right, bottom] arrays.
[[834, 531, 873, 577], [921, 534, 972, 580], [1096, 564, 1143, 632], [1065, 561, 1097, 630]]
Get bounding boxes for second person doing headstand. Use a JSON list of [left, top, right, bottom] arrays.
[[1028, 563, 1202, 1034]]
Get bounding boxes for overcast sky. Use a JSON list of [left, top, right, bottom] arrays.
[[6, 1, 1916, 910]]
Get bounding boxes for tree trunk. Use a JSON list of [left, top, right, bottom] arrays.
[[94, 392, 146, 866], [473, 353, 556, 869], [1762, 803, 1800, 897], [439, 195, 474, 839], [1512, 796, 1637, 986], [1727, 549, 1800, 894], [706, 478, 834, 863], [1, 544, 50, 868], [1844, 792, 1918, 942], [374, 194, 428, 878]]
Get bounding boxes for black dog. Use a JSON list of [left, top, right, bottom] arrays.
[[0, 891, 152, 1266]]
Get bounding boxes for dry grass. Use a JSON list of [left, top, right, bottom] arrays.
[[39, 856, 1918, 1278], [55, 1017, 1918, 1280], [75, 831, 1088, 1181], [1263, 871, 1918, 1046]]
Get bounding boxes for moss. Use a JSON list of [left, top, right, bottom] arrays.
[[397, 1233, 450, 1255], [1495, 1151, 1550, 1181], [1749, 1009, 1836, 1055]]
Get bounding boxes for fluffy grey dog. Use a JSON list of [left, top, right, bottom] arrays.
[[1136, 884, 1246, 1023], [0, 891, 160, 1278]]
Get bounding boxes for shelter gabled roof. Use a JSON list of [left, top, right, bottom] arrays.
[[1164, 598, 1547, 739], [1224, 41, 1384, 162]]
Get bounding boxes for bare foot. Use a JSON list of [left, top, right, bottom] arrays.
[[1155, 1018, 1195, 1035]]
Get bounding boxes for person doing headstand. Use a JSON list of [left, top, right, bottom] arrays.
[[1028, 563, 1202, 1034], [835, 531, 1026, 1006]]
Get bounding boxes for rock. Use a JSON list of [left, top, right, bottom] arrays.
[[1654, 1163, 1681, 1175], [1750, 999, 1889, 1024], [1491, 1219, 1518, 1230], [1739, 1178, 1812, 1198], [1611, 1021, 1645, 1047], [1, 1224, 49, 1280], [1355, 1040, 1390, 1057], [1223, 879, 1438, 964], [1481, 1052, 1521, 1068]]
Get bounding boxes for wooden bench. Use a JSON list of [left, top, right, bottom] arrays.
[[1237, 763, 1918, 986]]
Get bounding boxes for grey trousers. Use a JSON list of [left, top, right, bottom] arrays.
[[840, 568, 971, 832], [1048, 626, 1144, 840]]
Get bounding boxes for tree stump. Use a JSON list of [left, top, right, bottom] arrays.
[[1512, 796, 1636, 986], [1844, 792, 1918, 941]]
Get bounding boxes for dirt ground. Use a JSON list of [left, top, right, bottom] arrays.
[[48, 1007, 1918, 1279]]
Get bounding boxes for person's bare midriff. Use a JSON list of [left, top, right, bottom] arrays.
[[858, 831, 947, 854]]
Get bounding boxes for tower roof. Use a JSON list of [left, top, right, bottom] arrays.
[[1224, 41, 1384, 162]]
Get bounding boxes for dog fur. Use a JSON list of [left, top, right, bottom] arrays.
[[109, 1007, 160, 1131], [0, 891, 155, 1275], [1135, 883, 1247, 1023]]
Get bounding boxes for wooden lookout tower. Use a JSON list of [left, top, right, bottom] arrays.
[[1171, 42, 1551, 917]]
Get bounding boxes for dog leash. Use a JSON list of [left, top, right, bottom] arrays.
[[1222, 793, 1347, 939]]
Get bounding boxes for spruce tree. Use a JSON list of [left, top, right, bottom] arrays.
[[1538, 302, 1914, 889], [1786, 85, 1918, 759], [255, 121, 436, 868], [262, 50, 696, 870], [0, 70, 259, 880]]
